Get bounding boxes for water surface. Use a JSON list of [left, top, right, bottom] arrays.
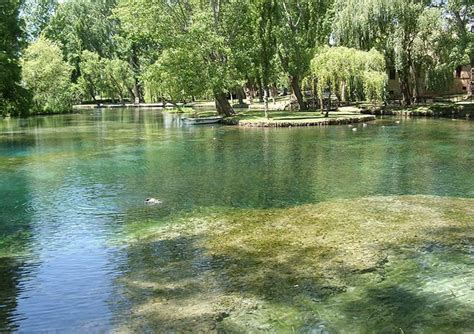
[[0, 109, 472, 331]]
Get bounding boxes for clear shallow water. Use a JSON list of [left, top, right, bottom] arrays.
[[0, 109, 473, 331]]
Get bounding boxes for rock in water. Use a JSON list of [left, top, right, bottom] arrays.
[[145, 198, 162, 205]]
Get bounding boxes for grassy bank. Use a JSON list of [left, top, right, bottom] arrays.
[[116, 195, 474, 333]]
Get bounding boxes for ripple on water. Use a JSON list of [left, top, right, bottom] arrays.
[[0, 111, 473, 332]]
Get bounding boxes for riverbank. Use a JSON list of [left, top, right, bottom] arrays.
[[359, 101, 474, 119], [222, 111, 375, 127], [118, 195, 474, 333], [73, 102, 183, 109]]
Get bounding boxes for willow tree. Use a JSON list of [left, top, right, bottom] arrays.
[[333, 0, 432, 105], [444, 0, 473, 95], [143, 47, 207, 104], [270, 0, 333, 111], [76, 50, 134, 103], [412, 7, 459, 96], [310, 47, 387, 114]]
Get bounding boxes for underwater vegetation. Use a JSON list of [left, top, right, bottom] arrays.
[[115, 195, 474, 333]]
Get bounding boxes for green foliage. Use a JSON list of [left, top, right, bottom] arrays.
[[310, 47, 387, 102], [0, 0, 31, 117], [272, 0, 333, 109], [3, 0, 471, 115], [77, 50, 134, 103], [44, 0, 117, 81], [274, 0, 333, 78], [76, 51, 101, 102], [445, 0, 473, 65], [116, 0, 249, 112], [144, 48, 206, 102], [103, 58, 135, 102], [22, 0, 58, 40], [22, 37, 74, 114], [332, 0, 472, 101]]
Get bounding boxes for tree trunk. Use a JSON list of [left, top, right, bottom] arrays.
[[237, 87, 245, 105], [258, 84, 264, 103], [327, 86, 332, 113], [341, 82, 347, 104], [411, 65, 421, 104], [130, 44, 143, 103], [271, 84, 277, 104], [290, 75, 307, 111], [214, 92, 234, 116], [263, 87, 269, 119], [398, 71, 412, 106], [469, 56, 474, 97]]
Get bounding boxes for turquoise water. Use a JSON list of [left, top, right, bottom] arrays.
[[0, 109, 472, 331]]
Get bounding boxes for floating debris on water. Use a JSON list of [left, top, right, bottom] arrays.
[[144, 198, 162, 205]]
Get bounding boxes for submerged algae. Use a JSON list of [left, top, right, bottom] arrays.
[[115, 195, 474, 333]]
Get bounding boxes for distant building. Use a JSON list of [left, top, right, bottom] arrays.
[[387, 64, 472, 99]]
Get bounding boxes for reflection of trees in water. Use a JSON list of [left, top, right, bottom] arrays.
[[0, 168, 34, 331], [0, 257, 27, 332]]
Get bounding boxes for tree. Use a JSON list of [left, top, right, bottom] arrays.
[[102, 58, 135, 103], [309, 46, 387, 114], [412, 7, 457, 96], [22, 0, 58, 40], [443, 0, 474, 66], [77, 51, 103, 103], [249, 0, 278, 117], [332, 0, 463, 104], [77, 50, 134, 103], [116, 0, 252, 116], [273, 0, 333, 110], [143, 47, 207, 104], [444, 0, 473, 95], [22, 37, 74, 113], [0, 0, 31, 117], [44, 0, 117, 81]]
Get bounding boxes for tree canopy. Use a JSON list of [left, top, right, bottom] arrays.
[[22, 37, 74, 113], [1, 0, 472, 116], [310, 47, 387, 105], [0, 0, 31, 117]]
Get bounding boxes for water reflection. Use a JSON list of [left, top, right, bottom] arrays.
[[0, 109, 472, 331]]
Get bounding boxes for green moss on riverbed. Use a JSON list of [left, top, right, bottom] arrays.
[[115, 195, 474, 333]]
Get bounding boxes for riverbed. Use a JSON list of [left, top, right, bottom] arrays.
[[0, 109, 472, 332]]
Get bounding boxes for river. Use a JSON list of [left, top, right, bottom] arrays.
[[0, 109, 472, 331]]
